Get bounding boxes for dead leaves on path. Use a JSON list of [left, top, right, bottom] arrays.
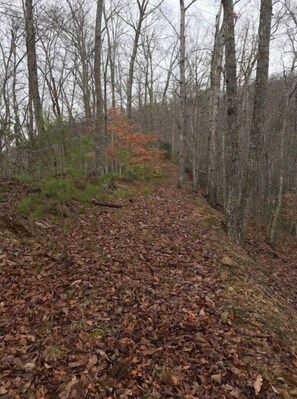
[[0, 167, 291, 398]]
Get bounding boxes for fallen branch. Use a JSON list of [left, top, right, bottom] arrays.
[[91, 199, 124, 208]]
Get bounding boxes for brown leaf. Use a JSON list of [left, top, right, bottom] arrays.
[[199, 308, 206, 316], [222, 256, 235, 267], [168, 373, 180, 386], [0, 387, 8, 395], [211, 374, 222, 384], [142, 347, 162, 356], [58, 377, 78, 399], [87, 355, 98, 368], [70, 279, 82, 287], [24, 362, 36, 371], [231, 367, 241, 375], [254, 375, 263, 396], [69, 358, 88, 368], [230, 388, 241, 398], [161, 370, 180, 386]]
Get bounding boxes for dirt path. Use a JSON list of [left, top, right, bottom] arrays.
[[0, 167, 284, 398]]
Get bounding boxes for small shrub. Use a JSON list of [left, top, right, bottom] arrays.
[[111, 188, 137, 200], [75, 183, 108, 204], [17, 196, 35, 217], [107, 108, 164, 174], [16, 174, 119, 219], [98, 171, 123, 189], [41, 178, 76, 202]]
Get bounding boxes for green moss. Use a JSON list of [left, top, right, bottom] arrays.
[[89, 327, 106, 339], [39, 323, 55, 335], [69, 320, 85, 332], [44, 344, 62, 361]]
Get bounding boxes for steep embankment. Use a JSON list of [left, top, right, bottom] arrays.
[[0, 166, 296, 398]]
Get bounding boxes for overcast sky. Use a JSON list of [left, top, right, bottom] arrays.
[[168, 0, 289, 75], [1, 0, 292, 77]]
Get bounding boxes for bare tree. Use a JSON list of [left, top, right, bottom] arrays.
[[94, 0, 105, 170], [126, 0, 150, 118], [24, 0, 45, 137], [222, 0, 242, 242], [207, 3, 224, 207], [125, 0, 164, 118], [240, 0, 273, 236], [269, 6, 297, 243], [64, 0, 94, 121], [178, 0, 196, 188]]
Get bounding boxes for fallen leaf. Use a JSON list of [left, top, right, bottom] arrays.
[[199, 308, 206, 316], [70, 279, 82, 287], [162, 371, 180, 386], [69, 359, 87, 368], [211, 374, 222, 384], [58, 376, 78, 399], [254, 375, 263, 396], [24, 362, 36, 371], [222, 255, 235, 267], [0, 387, 8, 395], [271, 385, 279, 394], [230, 388, 241, 398], [169, 374, 180, 386], [87, 355, 98, 368]]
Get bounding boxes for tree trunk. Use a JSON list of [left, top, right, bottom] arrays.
[[104, 6, 116, 109], [269, 95, 288, 245], [178, 0, 186, 188], [239, 0, 273, 235], [269, 76, 296, 244], [222, 0, 242, 243], [127, 0, 148, 119], [24, 0, 45, 137], [207, 3, 224, 207], [94, 0, 105, 172]]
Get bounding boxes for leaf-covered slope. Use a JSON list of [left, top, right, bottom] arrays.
[[0, 166, 296, 398]]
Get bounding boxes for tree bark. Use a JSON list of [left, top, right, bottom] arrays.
[[127, 0, 148, 119], [207, 3, 224, 207], [269, 75, 297, 244], [24, 0, 45, 137], [269, 95, 288, 245], [178, 0, 186, 188], [94, 0, 105, 171], [239, 0, 273, 235], [222, 0, 242, 243]]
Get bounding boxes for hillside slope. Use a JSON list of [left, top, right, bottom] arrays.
[[0, 165, 296, 398]]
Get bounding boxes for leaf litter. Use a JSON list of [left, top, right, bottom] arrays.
[[0, 165, 296, 398]]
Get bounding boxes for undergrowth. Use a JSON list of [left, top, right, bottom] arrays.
[[16, 164, 163, 219]]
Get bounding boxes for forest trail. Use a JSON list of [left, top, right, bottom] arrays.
[[0, 165, 296, 398]]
